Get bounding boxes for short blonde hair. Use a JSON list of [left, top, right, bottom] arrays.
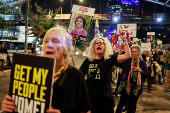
[[43, 25, 73, 60], [87, 37, 113, 61]]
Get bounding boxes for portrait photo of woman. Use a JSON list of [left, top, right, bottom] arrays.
[[71, 16, 88, 37]]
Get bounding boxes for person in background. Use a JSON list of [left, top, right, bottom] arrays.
[[1, 25, 91, 113], [116, 45, 149, 113], [79, 31, 131, 113], [113, 48, 124, 96], [146, 50, 153, 93], [113, 68, 123, 96], [0, 43, 8, 54], [164, 47, 170, 92], [71, 16, 87, 37], [153, 48, 163, 85], [31, 45, 36, 55], [0, 43, 8, 72], [142, 50, 153, 93]]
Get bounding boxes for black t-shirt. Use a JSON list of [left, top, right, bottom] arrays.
[[79, 55, 118, 98], [52, 65, 91, 113]]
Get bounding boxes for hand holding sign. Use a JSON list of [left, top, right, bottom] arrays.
[[47, 107, 61, 113], [1, 95, 15, 112]]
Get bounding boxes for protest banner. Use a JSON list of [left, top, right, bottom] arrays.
[[141, 43, 151, 52], [117, 23, 137, 38], [9, 53, 55, 113]]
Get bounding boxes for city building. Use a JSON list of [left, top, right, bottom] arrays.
[[0, 0, 36, 43]]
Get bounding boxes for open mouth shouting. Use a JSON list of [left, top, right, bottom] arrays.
[[45, 50, 54, 57], [95, 45, 104, 54], [97, 47, 101, 50]]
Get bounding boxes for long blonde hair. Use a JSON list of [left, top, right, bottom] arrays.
[[87, 37, 113, 61]]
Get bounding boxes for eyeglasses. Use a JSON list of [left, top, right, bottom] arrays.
[[94, 42, 105, 45]]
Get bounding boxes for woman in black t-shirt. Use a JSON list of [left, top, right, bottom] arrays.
[[1, 25, 91, 113], [79, 32, 131, 113]]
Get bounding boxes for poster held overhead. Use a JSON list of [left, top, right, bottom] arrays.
[[68, 4, 95, 42], [112, 32, 129, 51], [9, 53, 55, 113], [147, 32, 155, 43], [117, 23, 137, 38], [141, 43, 151, 52], [157, 41, 162, 50]]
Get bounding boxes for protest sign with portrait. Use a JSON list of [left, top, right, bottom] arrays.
[[68, 4, 95, 42]]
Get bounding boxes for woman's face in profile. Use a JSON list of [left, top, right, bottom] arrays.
[[76, 18, 83, 28], [43, 30, 65, 60]]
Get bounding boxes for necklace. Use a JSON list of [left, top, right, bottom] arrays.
[[54, 64, 66, 78]]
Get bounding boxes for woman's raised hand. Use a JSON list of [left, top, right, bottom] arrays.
[[1, 95, 15, 112]]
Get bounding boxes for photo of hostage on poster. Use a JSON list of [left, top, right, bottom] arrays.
[[147, 32, 155, 43], [112, 31, 129, 51], [68, 4, 95, 42]]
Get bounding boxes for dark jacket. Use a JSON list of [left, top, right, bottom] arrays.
[[0, 48, 8, 54], [119, 58, 149, 95]]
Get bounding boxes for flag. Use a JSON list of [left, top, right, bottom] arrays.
[[95, 19, 100, 38]]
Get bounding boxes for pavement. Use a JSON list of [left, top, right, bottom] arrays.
[[0, 55, 170, 113]]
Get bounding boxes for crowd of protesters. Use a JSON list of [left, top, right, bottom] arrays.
[[1, 25, 170, 113]]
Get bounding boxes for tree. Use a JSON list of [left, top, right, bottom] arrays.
[[28, 2, 64, 39], [0, 0, 29, 29]]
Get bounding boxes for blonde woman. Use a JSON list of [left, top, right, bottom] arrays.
[[79, 32, 131, 113], [1, 25, 91, 113]]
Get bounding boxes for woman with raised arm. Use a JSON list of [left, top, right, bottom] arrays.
[[79, 31, 131, 113]]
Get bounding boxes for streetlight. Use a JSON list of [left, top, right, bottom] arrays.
[[157, 18, 162, 22], [60, 0, 63, 1], [80, 0, 83, 2], [114, 17, 118, 21], [104, 29, 106, 32], [159, 34, 161, 36]]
